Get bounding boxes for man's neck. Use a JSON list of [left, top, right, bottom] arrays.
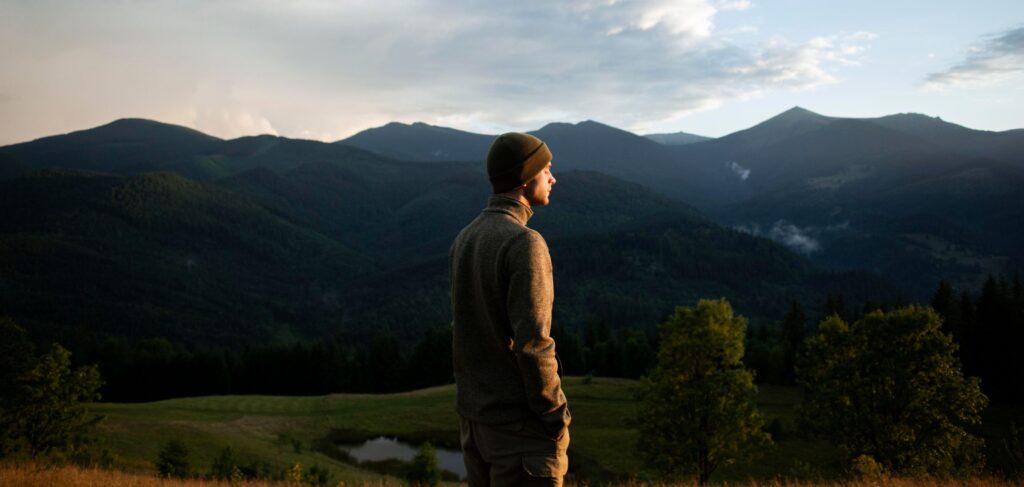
[[495, 190, 531, 209]]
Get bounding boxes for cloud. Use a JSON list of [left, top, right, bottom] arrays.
[[715, 0, 753, 12], [769, 221, 820, 254], [726, 32, 875, 88], [570, 0, 718, 46], [726, 161, 750, 180], [0, 0, 876, 144], [924, 26, 1024, 89], [186, 82, 279, 139], [735, 220, 850, 254]]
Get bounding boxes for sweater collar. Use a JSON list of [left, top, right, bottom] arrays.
[[484, 195, 534, 225]]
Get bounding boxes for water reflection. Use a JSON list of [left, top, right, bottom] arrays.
[[342, 436, 466, 480]]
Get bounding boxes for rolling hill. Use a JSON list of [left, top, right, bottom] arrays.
[[0, 169, 372, 345]]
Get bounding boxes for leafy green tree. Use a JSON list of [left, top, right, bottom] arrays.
[[407, 441, 442, 486], [0, 318, 36, 456], [156, 439, 191, 478], [797, 306, 988, 475], [2, 341, 102, 458], [635, 299, 771, 485]]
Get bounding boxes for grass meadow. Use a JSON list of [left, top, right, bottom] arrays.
[[2, 462, 1021, 487], [12, 377, 1021, 485]]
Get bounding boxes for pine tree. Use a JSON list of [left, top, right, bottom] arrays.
[[780, 301, 806, 385], [959, 290, 978, 376], [931, 280, 960, 339], [823, 293, 849, 322]]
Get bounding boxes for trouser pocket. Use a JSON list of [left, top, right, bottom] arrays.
[[522, 452, 567, 478]]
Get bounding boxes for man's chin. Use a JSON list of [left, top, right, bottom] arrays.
[[526, 194, 550, 206]]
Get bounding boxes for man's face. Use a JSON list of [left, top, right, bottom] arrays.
[[523, 162, 556, 207]]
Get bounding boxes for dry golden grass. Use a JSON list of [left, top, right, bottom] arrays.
[[604, 479, 1017, 487], [0, 462, 400, 487], [1, 462, 1018, 487]]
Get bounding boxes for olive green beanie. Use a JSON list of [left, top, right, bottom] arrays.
[[486, 132, 552, 194]]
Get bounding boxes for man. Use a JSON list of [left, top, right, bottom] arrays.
[[449, 132, 570, 486]]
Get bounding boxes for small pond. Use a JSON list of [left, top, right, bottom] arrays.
[[341, 436, 466, 480]]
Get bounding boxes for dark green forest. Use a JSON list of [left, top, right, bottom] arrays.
[[2, 273, 1012, 406], [0, 117, 1020, 407]]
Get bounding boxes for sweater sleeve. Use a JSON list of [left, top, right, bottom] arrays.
[[506, 231, 570, 436]]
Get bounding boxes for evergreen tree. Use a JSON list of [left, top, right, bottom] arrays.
[[550, 325, 586, 375], [635, 299, 770, 485], [407, 325, 453, 389], [931, 280, 960, 339], [823, 293, 849, 322], [363, 330, 407, 392], [959, 290, 976, 356], [780, 301, 806, 385], [1013, 272, 1023, 302], [976, 274, 1017, 399], [798, 306, 987, 475]]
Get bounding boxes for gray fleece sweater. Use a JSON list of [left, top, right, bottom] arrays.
[[449, 195, 570, 436]]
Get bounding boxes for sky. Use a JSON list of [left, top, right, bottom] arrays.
[[1, 0, 1022, 145]]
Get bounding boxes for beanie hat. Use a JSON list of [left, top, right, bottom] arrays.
[[487, 132, 552, 194]]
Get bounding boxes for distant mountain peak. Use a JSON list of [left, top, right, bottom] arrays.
[[888, 112, 937, 119], [643, 130, 713, 146], [108, 117, 168, 126], [349, 121, 487, 138], [339, 120, 494, 162], [535, 121, 573, 131], [773, 106, 827, 121], [91, 118, 221, 140], [534, 120, 640, 138], [870, 112, 980, 136]]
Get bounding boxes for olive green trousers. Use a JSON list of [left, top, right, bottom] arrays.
[[459, 415, 570, 487]]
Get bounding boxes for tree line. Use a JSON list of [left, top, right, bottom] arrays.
[[61, 319, 654, 402], [7, 273, 1019, 403], [930, 274, 1024, 402]]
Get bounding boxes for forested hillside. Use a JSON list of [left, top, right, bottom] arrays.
[[2, 111, 1018, 401]]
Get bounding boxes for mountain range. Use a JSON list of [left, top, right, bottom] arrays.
[[336, 107, 1024, 295], [1, 107, 1019, 347]]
